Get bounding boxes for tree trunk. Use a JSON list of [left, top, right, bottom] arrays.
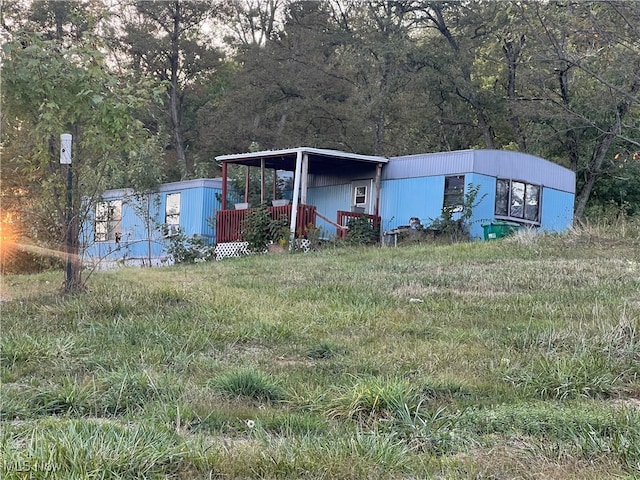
[[502, 35, 527, 151], [429, 3, 497, 150], [574, 113, 621, 219], [374, 110, 386, 156], [169, 83, 188, 177], [63, 129, 84, 293], [557, 67, 580, 172], [170, 0, 189, 178], [574, 75, 640, 219]]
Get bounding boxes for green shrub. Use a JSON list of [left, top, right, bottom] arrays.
[[506, 353, 624, 400], [0, 419, 192, 479], [385, 403, 469, 455], [325, 377, 420, 424], [345, 215, 378, 245], [166, 230, 214, 264], [241, 204, 288, 253], [212, 367, 284, 402], [427, 183, 486, 242]]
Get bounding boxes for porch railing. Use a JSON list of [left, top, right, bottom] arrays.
[[336, 211, 381, 239], [216, 204, 317, 243]]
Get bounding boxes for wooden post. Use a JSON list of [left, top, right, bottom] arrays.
[[273, 168, 277, 202], [289, 149, 303, 250], [260, 158, 265, 204], [221, 161, 228, 210], [244, 165, 250, 203], [373, 163, 382, 218], [301, 152, 309, 205], [374, 162, 383, 242]]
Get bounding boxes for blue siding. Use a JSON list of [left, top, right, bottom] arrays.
[[540, 188, 575, 232], [472, 150, 575, 194], [464, 173, 497, 239], [378, 173, 494, 239], [83, 179, 225, 267], [201, 188, 221, 241], [83, 192, 166, 266], [384, 151, 474, 180], [82, 150, 576, 265], [307, 184, 351, 237], [379, 177, 444, 231], [380, 156, 574, 239], [386, 150, 575, 194]]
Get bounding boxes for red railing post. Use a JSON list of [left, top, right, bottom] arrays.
[[216, 204, 321, 244]]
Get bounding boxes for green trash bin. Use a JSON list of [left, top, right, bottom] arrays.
[[482, 221, 521, 240]]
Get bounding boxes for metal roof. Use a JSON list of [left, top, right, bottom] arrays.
[[100, 178, 228, 199], [215, 147, 388, 175], [156, 178, 226, 192], [384, 149, 575, 193]]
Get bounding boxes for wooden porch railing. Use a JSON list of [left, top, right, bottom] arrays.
[[216, 204, 317, 243], [336, 211, 381, 239]]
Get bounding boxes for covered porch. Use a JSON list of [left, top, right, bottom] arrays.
[[215, 147, 387, 247]]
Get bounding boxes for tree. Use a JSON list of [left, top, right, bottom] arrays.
[[199, 1, 361, 153], [120, 0, 224, 178], [1, 28, 163, 290], [218, 0, 283, 47], [336, 0, 428, 155], [520, 1, 640, 218], [415, 1, 503, 150]]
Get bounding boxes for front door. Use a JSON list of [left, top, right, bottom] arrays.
[[351, 179, 373, 214]]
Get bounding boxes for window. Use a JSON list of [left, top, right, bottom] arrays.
[[495, 179, 509, 216], [95, 200, 122, 242], [444, 175, 465, 211], [165, 193, 181, 235], [353, 186, 367, 206], [495, 179, 541, 222]]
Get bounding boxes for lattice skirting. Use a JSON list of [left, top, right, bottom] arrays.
[[215, 240, 311, 261], [214, 242, 250, 260]]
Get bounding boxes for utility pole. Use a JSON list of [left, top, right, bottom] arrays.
[[60, 133, 73, 291]]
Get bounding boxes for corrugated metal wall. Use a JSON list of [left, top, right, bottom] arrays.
[[307, 184, 351, 237], [385, 150, 575, 194], [379, 177, 445, 231], [201, 187, 222, 240], [383, 150, 475, 180], [472, 150, 575, 194], [539, 189, 575, 231], [84, 180, 224, 265], [309, 166, 378, 188]]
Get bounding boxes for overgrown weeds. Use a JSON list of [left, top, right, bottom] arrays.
[[211, 367, 285, 402], [1, 224, 640, 478]]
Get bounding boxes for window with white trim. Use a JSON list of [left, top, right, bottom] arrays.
[[443, 175, 465, 211], [165, 193, 181, 236], [95, 200, 122, 242], [495, 179, 540, 222], [353, 186, 367, 206]]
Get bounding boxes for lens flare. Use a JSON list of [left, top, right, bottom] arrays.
[[0, 220, 17, 256]]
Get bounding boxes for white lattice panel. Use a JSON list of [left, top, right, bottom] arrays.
[[215, 239, 311, 260], [215, 242, 250, 260]]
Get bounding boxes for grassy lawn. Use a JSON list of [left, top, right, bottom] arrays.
[[1, 225, 639, 479]]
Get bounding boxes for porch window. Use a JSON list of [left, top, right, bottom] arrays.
[[165, 193, 181, 236], [353, 186, 367, 206], [95, 200, 122, 242], [444, 175, 465, 211], [495, 179, 541, 223]]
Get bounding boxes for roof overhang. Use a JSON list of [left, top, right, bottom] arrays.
[[215, 147, 388, 175]]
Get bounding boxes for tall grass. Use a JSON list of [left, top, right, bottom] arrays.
[[1, 223, 640, 478]]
